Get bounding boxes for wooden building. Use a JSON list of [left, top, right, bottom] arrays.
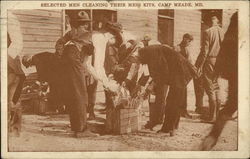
[[9, 9, 236, 65], [8, 9, 236, 109]]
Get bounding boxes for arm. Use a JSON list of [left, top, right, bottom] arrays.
[[87, 33, 109, 84], [55, 31, 73, 57], [195, 31, 210, 69], [185, 47, 195, 65], [85, 55, 101, 81]]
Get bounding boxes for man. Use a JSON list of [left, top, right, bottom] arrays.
[[174, 33, 194, 119], [140, 37, 168, 130], [195, 12, 224, 122], [55, 10, 97, 120], [23, 11, 99, 137], [138, 45, 198, 136], [60, 11, 100, 137], [201, 12, 238, 150], [7, 11, 26, 136]]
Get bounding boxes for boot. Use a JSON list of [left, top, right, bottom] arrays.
[[88, 104, 95, 120], [74, 129, 99, 138]]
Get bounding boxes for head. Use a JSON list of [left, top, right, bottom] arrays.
[[211, 15, 219, 26], [141, 34, 152, 47], [71, 11, 91, 32], [105, 22, 123, 46], [181, 33, 193, 47], [204, 11, 220, 27]]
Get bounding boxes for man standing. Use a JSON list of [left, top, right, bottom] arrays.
[[174, 33, 194, 119], [60, 11, 98, 137], [201, 11, 238, 150], [8, 11, 26, 136], [195, 12, 224, 122], [55, 10, 97, 119]]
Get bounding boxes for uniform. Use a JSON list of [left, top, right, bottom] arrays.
[[138, 45, 198, 135], [174, 42, 193, 117], [201, 12, 238, 150], [195, 25, 224, 121]]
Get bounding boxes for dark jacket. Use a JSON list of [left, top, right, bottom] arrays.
[[104, 43, 119, 76], [139, 45, 197, 88]]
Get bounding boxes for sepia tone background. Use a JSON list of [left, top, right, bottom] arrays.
[[1, 0, 249, 158], [5, 9, 238, 152]]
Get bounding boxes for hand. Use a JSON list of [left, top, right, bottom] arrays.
[[113, 65, 125, 72], [131, 84, 141, 98], [145, 81, 155, 94], [122, 79, 132, 90], [108, 74, 114, 80], [197, 68, 203, 78], [103, 80, 119, 93]]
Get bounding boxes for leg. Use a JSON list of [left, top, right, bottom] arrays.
[[203, 71, 219, 122], [193, 78, 205, 113], [105, 91, 115, 133], [87, 80, 97, 120], [8, 73, 20, 107], [145, 84, 167, 130], [180, 88, 192, 118], [160, 86, 184, 135], [8, 73, 20, 134]]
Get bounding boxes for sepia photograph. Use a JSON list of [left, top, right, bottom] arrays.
[[1, 0, 249, 158]]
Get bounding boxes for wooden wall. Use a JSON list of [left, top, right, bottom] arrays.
[[10, 9, 63, 56], [117, 10, 158, 40]]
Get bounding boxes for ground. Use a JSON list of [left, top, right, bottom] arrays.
[[8, 81, 237, 151]]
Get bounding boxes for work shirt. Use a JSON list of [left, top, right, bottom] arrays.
[[196, 25, 224, 68], [8, 11, 23, 59]]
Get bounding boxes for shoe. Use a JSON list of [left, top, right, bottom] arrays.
[[88, 112, 96, 120], [74, 129, 99, 138], [169, 130, 175, 137], [181, 112, 192, 119], [144, 121, 157, 130], [200, 116, 216, 124], [195, 107, 203, 114], [157, 129, 175, 136], [157, 129, 169, 133]]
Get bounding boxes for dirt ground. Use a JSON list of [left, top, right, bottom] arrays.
[[8, 82, 237, 152]]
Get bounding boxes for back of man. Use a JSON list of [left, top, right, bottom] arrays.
[[204, 25, 224, 66], [195, 13, 224, 122]]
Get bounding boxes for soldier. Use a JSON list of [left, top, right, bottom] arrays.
[[137, 44, 198, 136], [174, 33, 194, 119], [195, 11, 224, 123], [201, 12, 238, 150], [7, 11, 26, 136], [55, 11, 97, 119], [58, 11, 100, 137]]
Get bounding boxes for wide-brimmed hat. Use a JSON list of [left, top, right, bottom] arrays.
[[106, 21, 123, 33], [71, 11, 91, 22]]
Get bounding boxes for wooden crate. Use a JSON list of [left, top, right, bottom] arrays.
[[113, 108, 142, 134]]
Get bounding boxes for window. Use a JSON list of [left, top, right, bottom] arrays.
[[158, 9, 174, 46], [64, 9, 117, 32]]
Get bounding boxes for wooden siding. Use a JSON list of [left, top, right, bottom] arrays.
[[174, 10, 202, 63], [117, 10, 158, 40], [10, 9, 63, 56]]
